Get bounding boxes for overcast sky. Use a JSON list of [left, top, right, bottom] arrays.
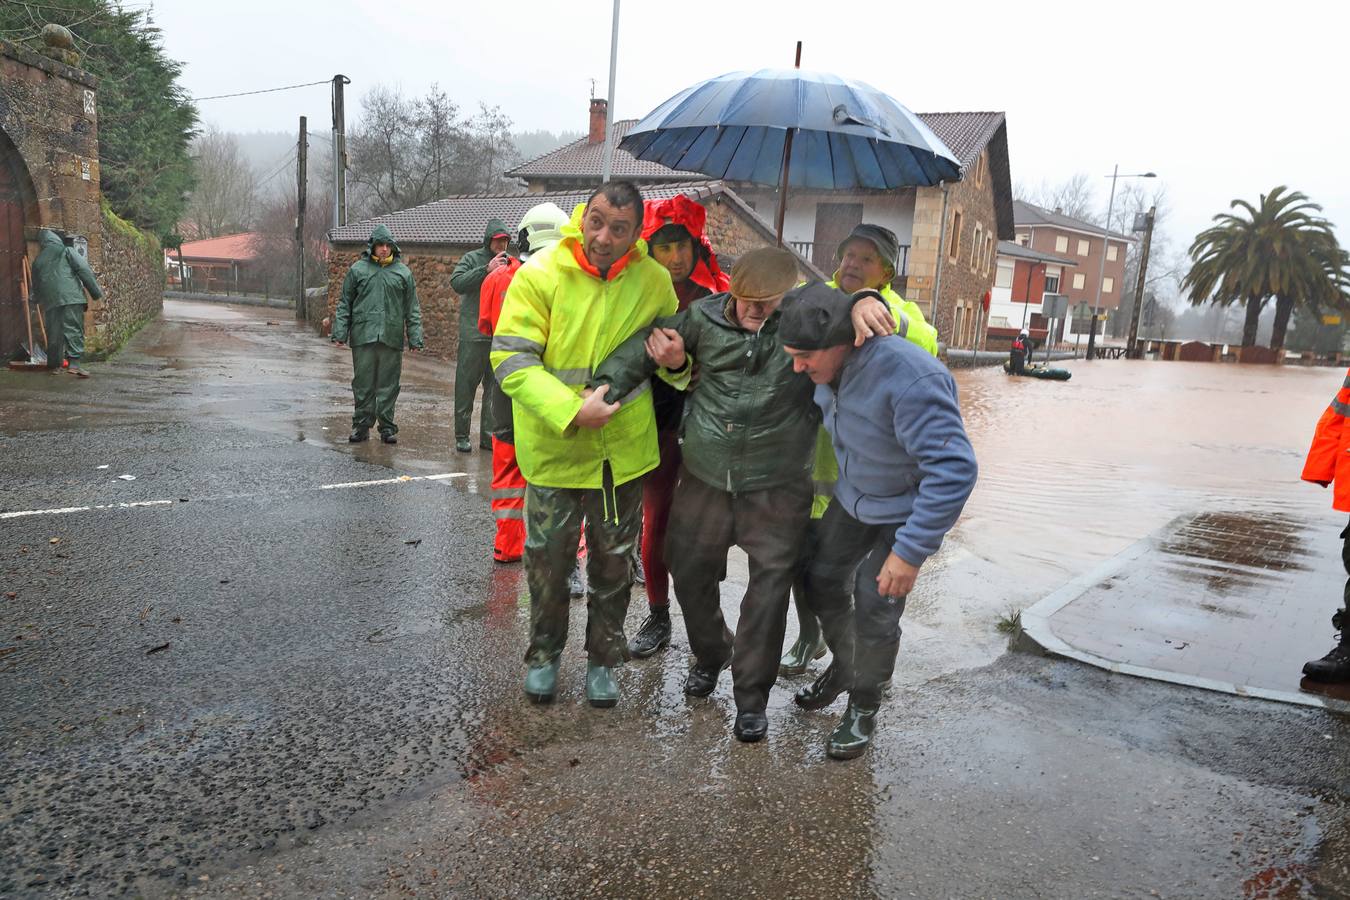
[[150, 0, 1348, 255]]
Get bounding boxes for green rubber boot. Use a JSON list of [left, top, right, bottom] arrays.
[[826, 694, 879, 760], [524, 660, 561, 704], [780, 595, 827, 676], [586, 663, 618, 708]]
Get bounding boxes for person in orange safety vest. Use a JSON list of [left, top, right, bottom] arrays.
[[1300, 367, 1350, 683], [478, 202, 571, 563]]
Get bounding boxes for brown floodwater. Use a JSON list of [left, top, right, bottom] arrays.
[[952, 358, 1341, 583]]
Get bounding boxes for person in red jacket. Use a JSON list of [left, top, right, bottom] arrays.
[[478, 202, 570, 563], [1300, 367, 1350, 682], [627, 195, 731, 658]]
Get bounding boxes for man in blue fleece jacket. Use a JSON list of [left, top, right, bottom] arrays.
[[781, 282, 978, 760]]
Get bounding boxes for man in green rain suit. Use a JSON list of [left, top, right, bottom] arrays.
[[31, 228, 102, 378], [450, 218, 513, 453], [332, 224, 423, 444]]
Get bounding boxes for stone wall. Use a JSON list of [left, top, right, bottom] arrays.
[[325, 247, 466, 359], [90, 202, 161, 357], [0, 39, 102, 255]]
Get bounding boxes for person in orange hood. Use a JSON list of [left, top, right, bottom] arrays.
[[627, 195, 730, 658], [1300, 367, 1350, 683]]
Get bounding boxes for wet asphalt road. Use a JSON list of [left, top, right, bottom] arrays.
[[1, 301, 1348, 898]]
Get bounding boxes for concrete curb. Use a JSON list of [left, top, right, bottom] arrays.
[[1020, 519, 1350, 714]]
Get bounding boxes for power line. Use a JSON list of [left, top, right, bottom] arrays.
[[194, 80, 329, 102]]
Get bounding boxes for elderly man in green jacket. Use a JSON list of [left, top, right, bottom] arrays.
[[450, 218, 513, 453], [332, 224, 423, 444], [31, 229, 103, 378], [592, 248, 892, 742]]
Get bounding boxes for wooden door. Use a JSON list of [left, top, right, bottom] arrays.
[[811, 202, 864, 274], [0, 155, 26, 359]]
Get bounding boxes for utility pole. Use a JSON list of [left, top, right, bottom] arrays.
[[331, 74, 349, 228], [1126, 205, 1156, 358], [296, 115, 307, 321], [600, 0, 620, 183]]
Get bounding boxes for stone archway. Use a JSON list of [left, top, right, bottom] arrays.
[[0, 130, 34, 359]]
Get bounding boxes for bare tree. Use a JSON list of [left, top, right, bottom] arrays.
[[416, 84, 462, 199], [250, 188, 333, 294], [1014, 172, 1098, 222], [346, 85, 521, 217], [184, 127, 257, 238]]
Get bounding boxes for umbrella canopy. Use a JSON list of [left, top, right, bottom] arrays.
[[620, 68, 961, 191]]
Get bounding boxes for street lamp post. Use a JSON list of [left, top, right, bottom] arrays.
[[1085, 165, 1155, 360]]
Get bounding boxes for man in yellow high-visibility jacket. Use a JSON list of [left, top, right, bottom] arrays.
[[491, 181, 678, 709]]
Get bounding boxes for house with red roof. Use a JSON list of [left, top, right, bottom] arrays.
[[165, 232, 261, 294]]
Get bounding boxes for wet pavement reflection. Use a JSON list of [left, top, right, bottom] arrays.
[[0, 301, 1347, 897]]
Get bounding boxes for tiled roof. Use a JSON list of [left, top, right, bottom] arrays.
[[328, 181, 825, 279], [996, 240, 1078, 267], [508, 112, 1006, 182], [1013, 200, 1134, 242], [166, 232, 260, 262], [329, 183, 717, 246], [507, 121, 705, 180], [916, 112, 1005, 168]]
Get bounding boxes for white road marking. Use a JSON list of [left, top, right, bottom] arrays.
[[1, 499, 175, 521], [0, 474, 470, 521]]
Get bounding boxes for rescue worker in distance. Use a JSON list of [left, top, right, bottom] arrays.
[[451, 218, 513, 453], [331, 224, 423, 444]]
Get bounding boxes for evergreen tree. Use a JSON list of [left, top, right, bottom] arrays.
[[0, 1, 198, 237]]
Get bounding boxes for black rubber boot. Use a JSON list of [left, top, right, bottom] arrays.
[[628, 607, 671, 658], [794, 662, 851, 710], [826, 691, 879, 760], [348, 428, 370, 443], [1304, 612, 1350, 682]]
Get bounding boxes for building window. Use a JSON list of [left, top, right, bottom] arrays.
[[1077, 238, 1090, 257], [995, 260, 1014, 289], [1044, 267, 1061, 294], [1073, 272, 1086, 290], [985, 235, 994, 275], [1107, 243, 1119, 262], [1055, 235, 1069, 254], [949, 209, 963, 260], [1016, 232, 1029, 246], [971, 223, 983, 271], [1103, 276, 1115, 294]]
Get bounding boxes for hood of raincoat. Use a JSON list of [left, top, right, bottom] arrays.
[[640, 195, 729, 294], [366, 224, 401, 257], [482, 217, 511, 252]]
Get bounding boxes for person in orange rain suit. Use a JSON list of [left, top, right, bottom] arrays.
[[478, 202, 571, 563], [626, 194, 731, 659], [1300, 367, 1350, 683]]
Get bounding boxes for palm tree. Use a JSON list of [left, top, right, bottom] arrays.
[[1183, 186, 1348, 349]]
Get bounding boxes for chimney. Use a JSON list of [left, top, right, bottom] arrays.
[[589, 98, 608, 145], [1053, 206, 1063, 215]]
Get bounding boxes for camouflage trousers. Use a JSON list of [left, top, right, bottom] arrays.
[[666, 469, 812, 713], [523, 465, 643, 667]]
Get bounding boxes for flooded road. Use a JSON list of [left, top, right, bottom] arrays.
[[1, 302, 1347, 898]]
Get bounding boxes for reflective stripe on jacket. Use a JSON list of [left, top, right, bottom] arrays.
[[1302, 367, 1350, 512], [490, 206, 678, 489]]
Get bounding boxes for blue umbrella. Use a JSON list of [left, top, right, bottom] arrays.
[[621, 68, 961, 220]]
